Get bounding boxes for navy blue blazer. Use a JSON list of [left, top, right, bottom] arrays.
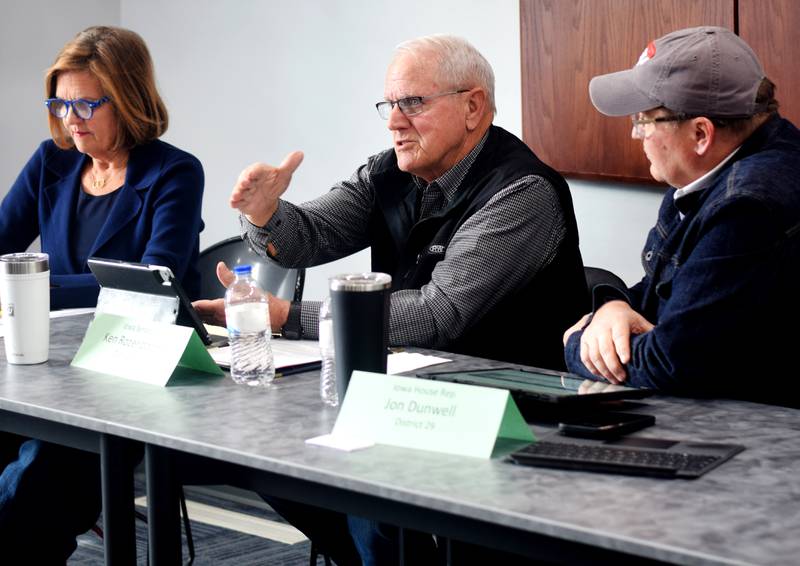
[[0, 139, 204, 309]]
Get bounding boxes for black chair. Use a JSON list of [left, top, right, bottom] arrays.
[[197, 236, 304, 302], [584, 266, 627, 294]]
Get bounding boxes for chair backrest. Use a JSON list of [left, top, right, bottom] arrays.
[[584, 266, 627, 294], [197, 236, 304, 302]]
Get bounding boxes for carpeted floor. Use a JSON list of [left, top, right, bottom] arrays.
[[69, 479, 317, 565]]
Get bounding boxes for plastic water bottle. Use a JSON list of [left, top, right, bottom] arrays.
[[319, 296, 338, 406], [225, 265, 274, 386]]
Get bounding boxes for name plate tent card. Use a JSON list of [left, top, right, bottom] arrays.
[[72, 313, 223, 386], [307, 371, 534, 459]]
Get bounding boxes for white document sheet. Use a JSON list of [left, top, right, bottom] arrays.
[[208, 339, 322, 371], [387, 351, 451, 374]]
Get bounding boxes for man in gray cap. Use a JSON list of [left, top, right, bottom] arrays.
[[563, 26, 800, 406]]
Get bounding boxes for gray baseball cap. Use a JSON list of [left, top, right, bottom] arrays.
[[589, 26, 767, 118]]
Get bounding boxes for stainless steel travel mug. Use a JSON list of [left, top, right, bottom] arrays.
[[330, 272, 391, 403]]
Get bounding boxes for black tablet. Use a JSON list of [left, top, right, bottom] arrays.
[[416, 367, 652, 406], [87, 257, 223, 346]]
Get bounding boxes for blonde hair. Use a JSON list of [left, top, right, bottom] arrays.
[[395, 35, 496, 115], [45, 26, 168, 150]]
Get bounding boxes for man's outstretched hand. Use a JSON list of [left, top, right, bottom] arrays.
[[230, 151, 304, 227], [192, 261, 291, 330]]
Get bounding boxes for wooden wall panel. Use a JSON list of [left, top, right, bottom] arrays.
[[739, 0, 800, 126], [521, 0, 733, 183]]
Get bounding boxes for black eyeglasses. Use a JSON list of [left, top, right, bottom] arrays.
[[630, 114, 688, 139], [375, 89, 469, 119], [45, 96, 111, 120]]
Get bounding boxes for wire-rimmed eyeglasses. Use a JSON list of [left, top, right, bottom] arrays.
[[376, 89, 469, 119], [630, 114, 688, 139], [45, 96, 111, 120]]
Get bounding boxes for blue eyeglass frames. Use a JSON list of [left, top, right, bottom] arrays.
[[45, 96, 111, 120]]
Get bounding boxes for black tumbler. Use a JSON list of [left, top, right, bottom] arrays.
[[330, 272, 392, 403]]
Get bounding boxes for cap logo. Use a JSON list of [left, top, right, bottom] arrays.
[[636, 41, 657, 66]]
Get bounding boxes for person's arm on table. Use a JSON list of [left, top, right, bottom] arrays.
[[565, 198, 784, 394], [564, 198, 667, 354], [563, 301, 654, 383]]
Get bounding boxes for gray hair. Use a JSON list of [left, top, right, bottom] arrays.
[[395, 35, 496, 115]]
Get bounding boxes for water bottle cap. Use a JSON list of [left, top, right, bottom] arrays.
[[233, 264, 252, 275]]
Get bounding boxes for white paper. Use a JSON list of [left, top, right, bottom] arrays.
[[387, 352, 451, 374], [203, 323, 228, 338], [50, 308, 96, 319], [305, 433, 375, 452], [208, 339, 321, 370]]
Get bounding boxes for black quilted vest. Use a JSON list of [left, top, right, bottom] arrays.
[[368, 125, 588, 369]]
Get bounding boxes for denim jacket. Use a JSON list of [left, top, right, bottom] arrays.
[[565, 116, 800, 406]]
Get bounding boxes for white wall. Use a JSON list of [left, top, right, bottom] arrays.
[[570, 180, 660, 285], [1, 1, 661, 299], [121, 0, 527, 299]]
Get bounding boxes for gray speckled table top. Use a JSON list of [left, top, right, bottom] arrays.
[[2, 315, 799, 565]]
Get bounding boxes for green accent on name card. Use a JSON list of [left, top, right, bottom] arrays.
[[332, 371, 534, 459], [71, 313, 223, 386]]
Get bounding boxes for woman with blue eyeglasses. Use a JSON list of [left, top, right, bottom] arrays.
[[0, 26, 204, 561], [0, 25, 204, 309]]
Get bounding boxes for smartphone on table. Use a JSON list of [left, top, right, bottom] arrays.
[[558, 412, 655, 439]]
